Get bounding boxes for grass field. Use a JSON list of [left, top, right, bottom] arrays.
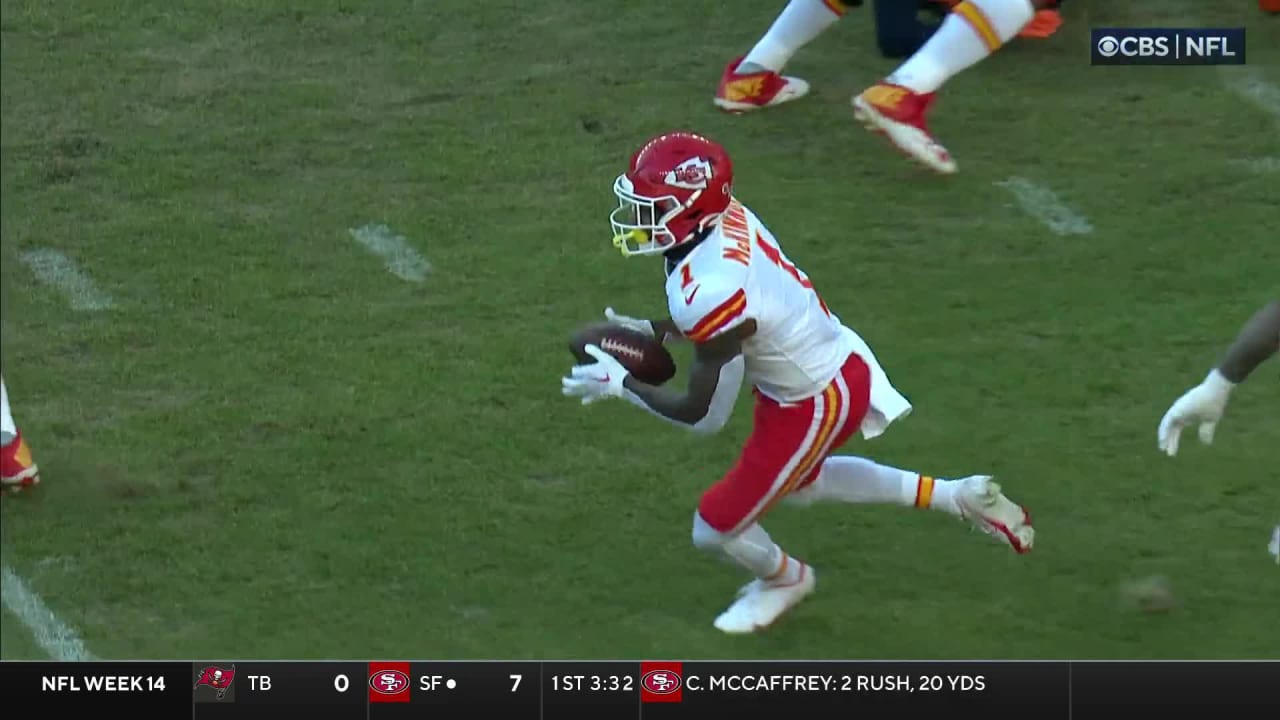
[[1, 0, 1277, 661]]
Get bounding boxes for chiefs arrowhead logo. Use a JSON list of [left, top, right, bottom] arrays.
[[665, 157, 712, 190]]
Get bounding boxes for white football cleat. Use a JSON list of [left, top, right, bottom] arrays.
[[955, 475, 1034, 554], [713, 564, 816, 634], [714, 57, 811, 113], [852, 82, 957, 174], [1, 429, 40, 494]]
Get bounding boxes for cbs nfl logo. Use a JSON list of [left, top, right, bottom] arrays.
[[1092, 28, 1245, 66]]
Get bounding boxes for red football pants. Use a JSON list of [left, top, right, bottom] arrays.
[[698, 352, 872, 535]]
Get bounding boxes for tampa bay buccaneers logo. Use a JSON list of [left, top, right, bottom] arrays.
[[194, 664, 236, 700]]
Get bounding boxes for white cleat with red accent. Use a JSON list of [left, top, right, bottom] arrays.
[[714, 57, 811, 114], [955, 475, 1034, 553], [1, 430, 40, 495], [853, 82, 957, 174], [713, 564, 817, 634]]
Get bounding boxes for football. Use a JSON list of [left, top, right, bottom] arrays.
[[568, 322, 677, 385]]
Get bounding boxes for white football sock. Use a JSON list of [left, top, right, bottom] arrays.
[[741, 0, 844, 73], [886, 0, 1034, 94], [0, 377, 16, 438], [725, 523, 805, 584], [694, 512, 804, 583], [794, 455, 962, 516]]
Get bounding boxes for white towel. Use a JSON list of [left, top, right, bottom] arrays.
[[842, 326, 913, 439]]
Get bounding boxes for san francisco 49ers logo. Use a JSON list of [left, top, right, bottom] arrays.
[[369, 670, 410, 695], [641, 669, 682, 695], [665, 158, 712, 190]]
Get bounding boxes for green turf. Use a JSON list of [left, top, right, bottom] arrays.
[[0, 602, 41, 658], [1, 0, 1277, 660]]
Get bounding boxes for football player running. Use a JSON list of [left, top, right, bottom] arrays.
[[1, 375, 41, 494], [1158, 299, 1279, 457], [561, 132, 1034, 633], [715, 0, 1064, 173]]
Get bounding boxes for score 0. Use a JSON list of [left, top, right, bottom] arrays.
[[334, 673, 350, 693]]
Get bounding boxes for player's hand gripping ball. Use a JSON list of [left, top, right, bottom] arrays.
[[569, 323, 676, 385]]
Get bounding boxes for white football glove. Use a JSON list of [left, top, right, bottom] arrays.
[[604, 307, 656, 338], [561, 344, 629, 405], [1157, 370, 1235, 457]]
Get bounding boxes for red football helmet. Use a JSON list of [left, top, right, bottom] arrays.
[[610, 132, 734, 257]]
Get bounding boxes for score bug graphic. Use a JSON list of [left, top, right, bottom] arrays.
[[640, 661, 683, 703], [367, 661, 411, 703]]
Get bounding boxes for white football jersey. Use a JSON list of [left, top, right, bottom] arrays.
[[665, 199, 859, 403]]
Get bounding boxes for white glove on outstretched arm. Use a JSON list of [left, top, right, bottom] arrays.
[[1157, 369, 1235, 457], [561, 345, 629, 405], [604, 307, 656, 338]]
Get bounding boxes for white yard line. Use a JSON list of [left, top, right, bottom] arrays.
[[1220, 67, 1280, 122], [19, 248, 114, 311], [1230, 157, 1280, 174], [348, 224, 431, 283], [996, 177, 1094, 236], [1, 564, 95, 660], [1219, 69, 1278, 174]]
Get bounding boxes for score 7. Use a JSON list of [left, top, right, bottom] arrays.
[[511, 674, 521, 692]]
